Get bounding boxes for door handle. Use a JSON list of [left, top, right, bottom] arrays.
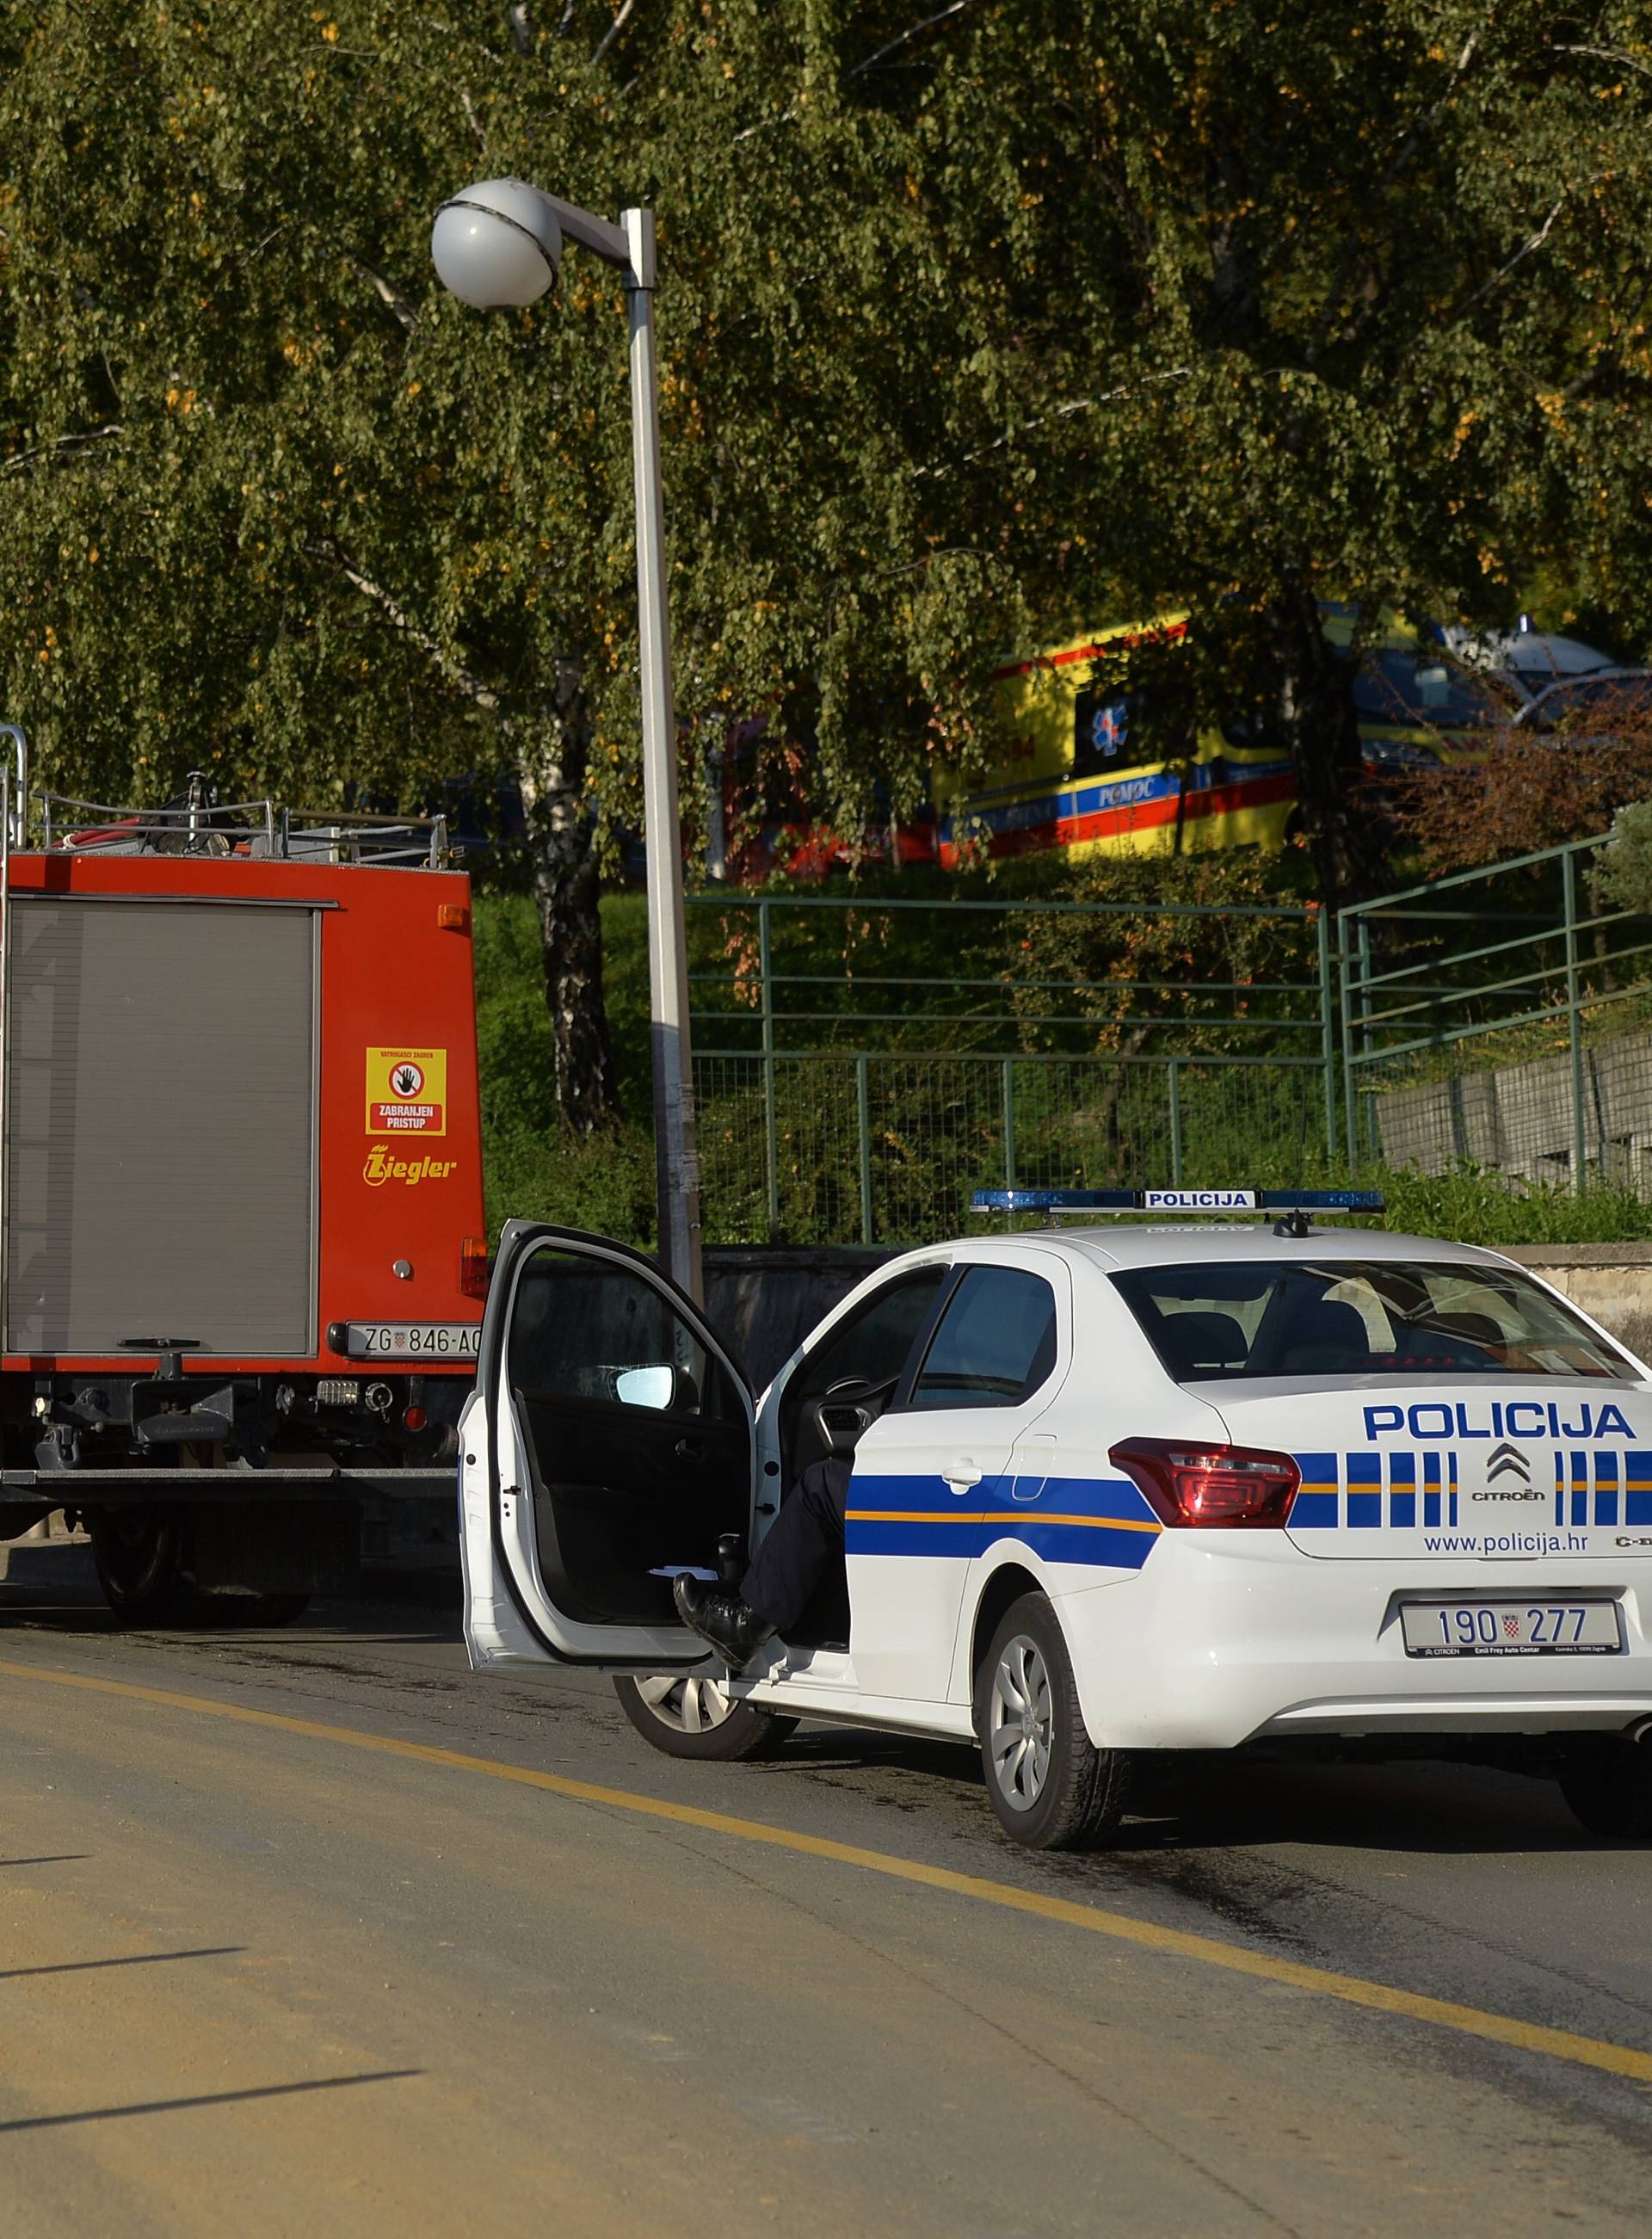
[[675, 1437, 706, 1463], [942, 1458, 982, 1495]]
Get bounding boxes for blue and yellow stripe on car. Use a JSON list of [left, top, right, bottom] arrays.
[[1628, 1454, 1652, 1526], [1289, 1450, 1462, 1530], [1552, 1449, 1652, 1528], [845, 1473, 1162, 1570]]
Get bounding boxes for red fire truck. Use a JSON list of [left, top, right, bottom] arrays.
[[0, 763, 486, 1623]]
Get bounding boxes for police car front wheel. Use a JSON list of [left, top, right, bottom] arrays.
[[613, 1675, 798, 1761], [976, 1594, 1131, 1849]]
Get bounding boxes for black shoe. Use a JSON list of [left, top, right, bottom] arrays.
[[673, 1575, 775, 1668]]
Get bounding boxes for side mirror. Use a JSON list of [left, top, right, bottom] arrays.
[[613, 1363, 677, 1409]]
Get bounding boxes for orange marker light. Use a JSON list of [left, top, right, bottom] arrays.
[[461, 1236, 491, 1299]]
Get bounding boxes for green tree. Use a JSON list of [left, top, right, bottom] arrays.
[[859, 0, 1652, 910], [1595, 795, 1652, 916], [3, 0, 1650, 1148], [1, 3, 665, 1125]]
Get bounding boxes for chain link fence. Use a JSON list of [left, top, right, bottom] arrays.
[[693, 1048, 1336, 1245], [687, 840, 1652, 1246], [688, 893, 1336, 1243]]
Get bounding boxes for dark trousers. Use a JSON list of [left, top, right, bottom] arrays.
[[741, 1457, 851, 1631]]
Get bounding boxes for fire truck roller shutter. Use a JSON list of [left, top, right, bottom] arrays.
[[5, 899, 317, 1355]]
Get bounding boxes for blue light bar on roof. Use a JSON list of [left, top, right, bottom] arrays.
[[970, 1187, 1385, 1215]]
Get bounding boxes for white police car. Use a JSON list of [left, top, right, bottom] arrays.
[[457, 1191, 1652, 1849]]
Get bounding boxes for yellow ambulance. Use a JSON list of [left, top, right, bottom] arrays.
[[933, 608, 1505, 868], [934, 615, 1298, 867]]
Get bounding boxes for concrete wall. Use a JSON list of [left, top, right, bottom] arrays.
[[1371, 1029, 1652, 1187], [1501, 1243, 1652, 1363]]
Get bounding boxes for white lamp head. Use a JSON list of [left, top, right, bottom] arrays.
[[430, 178, 563, 309]]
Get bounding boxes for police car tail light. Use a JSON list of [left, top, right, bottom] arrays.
[[1110, 1438, 1300, 1528]]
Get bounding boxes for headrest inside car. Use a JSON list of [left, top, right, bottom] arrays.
[[1279, 1298, 1375, 1376], [1162, 1310, 1249, 1372]]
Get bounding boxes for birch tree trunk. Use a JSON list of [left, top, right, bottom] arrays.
[[515, 695, 621, 1135], [523, 771, 620, 1133]]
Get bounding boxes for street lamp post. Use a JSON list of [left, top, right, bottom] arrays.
[[430, 179, 703, 1303]]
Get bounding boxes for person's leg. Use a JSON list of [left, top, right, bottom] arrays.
[[740, 1457, 850, 1631], [674, 1457, 851, 1664]]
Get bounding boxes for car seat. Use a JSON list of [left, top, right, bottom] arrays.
[[1161, 1311, 1250, 1375], [1278, 1298, 1376, 1377]]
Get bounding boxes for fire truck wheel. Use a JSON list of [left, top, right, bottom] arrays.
[[88, 1505, 194, 1625], [613, 1674, 798, 1761]]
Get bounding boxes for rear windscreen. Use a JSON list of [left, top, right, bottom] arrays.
[[1111, 1261, 1637, 1384]]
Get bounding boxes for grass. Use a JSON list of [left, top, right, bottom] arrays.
[[1368, 1166, 1652, 1246], [473, 886, 1652, 1253]]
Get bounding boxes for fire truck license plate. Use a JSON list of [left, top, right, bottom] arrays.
[[342, 1323, 482, 1360]]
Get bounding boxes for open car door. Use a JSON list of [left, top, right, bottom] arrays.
[[459, 1223, 755, 1676]]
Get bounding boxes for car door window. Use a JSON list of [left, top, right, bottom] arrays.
[[779, 1267, 948, 1478], [803, 1270, 948, 1391], [907, 1266, 1057, 1409], [507, 1246, 748, 1625], [509, 1249, 738, 1420]]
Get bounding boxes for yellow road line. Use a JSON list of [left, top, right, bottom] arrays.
[[4, 1654, 1649, 2089]]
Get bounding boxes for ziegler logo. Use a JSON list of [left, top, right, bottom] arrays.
[[363, 1148, 459, 1187], [1474, 1441, 1543, 1502]]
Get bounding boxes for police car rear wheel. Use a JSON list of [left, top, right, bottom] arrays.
[[613, 1675, 798, 1761], [976, 1594, 1131, 1849], [1557, 1737, 1652, 1840]]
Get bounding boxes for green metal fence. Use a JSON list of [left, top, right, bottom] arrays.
[[688, 893, 1338, 1243], [683, 840, 1652, 1243], [694, 1046, 1336, 1245], [1339, 836, 1652, 1185]]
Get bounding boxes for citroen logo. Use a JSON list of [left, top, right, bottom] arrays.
[[1487, 1441, 1531, 1483]]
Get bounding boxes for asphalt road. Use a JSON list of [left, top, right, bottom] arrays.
[[2, 1551, 1650, 2236]]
